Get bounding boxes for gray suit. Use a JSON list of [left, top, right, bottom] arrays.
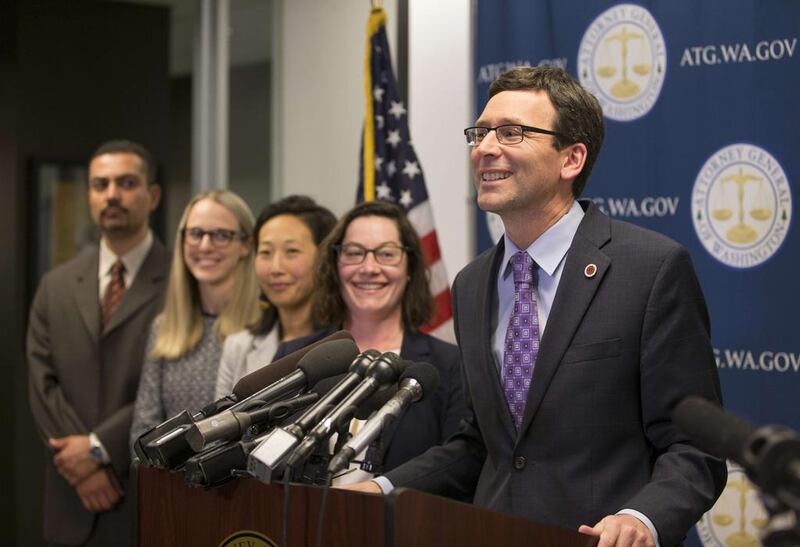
[[385, 202, 726, 546], [27, 241, 169, 546]]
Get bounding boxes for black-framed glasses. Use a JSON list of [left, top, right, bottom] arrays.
[[334, 243, 408, 266], [464, 124, 559, 146], [183, 227, 246, 247]]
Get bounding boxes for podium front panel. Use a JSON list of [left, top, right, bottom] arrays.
[[138, 466, 384, 547]]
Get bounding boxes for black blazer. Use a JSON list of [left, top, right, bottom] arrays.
[[385, 202, 726, 547], [274, 328, 467, 474]]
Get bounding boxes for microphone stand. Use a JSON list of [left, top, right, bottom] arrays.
[[331, 419, 352, 459], [291, 419, 352, 486]]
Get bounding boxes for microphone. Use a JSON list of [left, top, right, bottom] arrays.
[[134, 330, 354, 466], [184, 373, 391, 488], [247, 349, 381, 483], [183, 392, 319, 487], [230, 330, 354, 402], [328, 362, 440, 475], [184, 339, 358, 452], [283, 352, 405, 471], [673, 396, 800, 511]]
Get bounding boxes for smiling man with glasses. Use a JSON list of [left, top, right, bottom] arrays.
[[464, 123, 561, 146], [345, 66, 726, 547]]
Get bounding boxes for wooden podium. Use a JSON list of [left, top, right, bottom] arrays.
[[138, 466, 597, 547]]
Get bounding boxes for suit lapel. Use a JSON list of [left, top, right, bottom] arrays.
[[474, 241, 520, 439], [103, 242, 168, 336], [517, 204, 612, 439], [74, 252, 101, 343]]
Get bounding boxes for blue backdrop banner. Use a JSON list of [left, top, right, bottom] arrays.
[[473, 2, 799, 546]]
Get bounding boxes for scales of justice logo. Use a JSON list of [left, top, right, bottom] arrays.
[[692, 143, 792, 269], [218, 530, 278, 547], [578, 4, 667, 121], [696, 462, 769, 547]]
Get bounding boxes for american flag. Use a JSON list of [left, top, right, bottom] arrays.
[[357, 7, 454, 342]]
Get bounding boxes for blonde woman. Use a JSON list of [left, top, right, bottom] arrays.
[[130, 191, 260, 446]]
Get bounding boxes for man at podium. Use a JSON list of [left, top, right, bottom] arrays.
[[344, 67, 726, 547]]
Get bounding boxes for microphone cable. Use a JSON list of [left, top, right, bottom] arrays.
[[281, 465, 292, 547], [315, 471, 333, 547]]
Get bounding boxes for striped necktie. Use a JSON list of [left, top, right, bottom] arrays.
[[101, 260, 126, 328]]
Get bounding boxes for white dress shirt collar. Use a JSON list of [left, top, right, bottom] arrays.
[[98, 230, 154, 295]]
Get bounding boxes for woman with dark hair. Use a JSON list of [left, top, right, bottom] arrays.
[[275, 200, 466, 482], [214, 195, 336, 398]]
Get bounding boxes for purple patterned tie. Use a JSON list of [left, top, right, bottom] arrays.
[[502, 251, 540, 431]]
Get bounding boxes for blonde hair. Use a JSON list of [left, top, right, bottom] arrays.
[[151, 190, 261, 359]]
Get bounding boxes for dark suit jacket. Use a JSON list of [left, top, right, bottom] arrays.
[[385, 202, 726, 547], [274, 328, 467, 474], [27, 240, 169, 545]]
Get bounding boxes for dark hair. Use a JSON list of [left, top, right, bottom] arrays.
[[314, 200, 433, 331], [488, 66, 604, 198], [250, 195, 337, 336], [89, 139, 156, 185]]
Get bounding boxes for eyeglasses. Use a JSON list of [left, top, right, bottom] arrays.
[[183, 227, 246, 247], [464, 124, 559, 146], [334, 243, 408, 266]]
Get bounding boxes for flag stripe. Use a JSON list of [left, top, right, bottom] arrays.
[[407, 201, 435, 235], [423, 289, 453, 331], [427, 260, 450, 296], [420, 231, 442, 265], [428, 318, 455, 343]]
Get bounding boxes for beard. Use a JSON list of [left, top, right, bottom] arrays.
[[99, 207, 136, 236]]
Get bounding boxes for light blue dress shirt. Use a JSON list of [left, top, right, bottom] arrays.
[[492, 200, 584, 374]]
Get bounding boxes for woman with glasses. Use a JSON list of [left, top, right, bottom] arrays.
[[214, 195, 336, 398], [130, 191, 261, 447], [274, 200, 466, 483]]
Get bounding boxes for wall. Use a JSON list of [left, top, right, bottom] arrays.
[[408, 1, 473, 281], [0, 4, 23, 543], [278, 0, 397, 211], [0, 1, 170, 543], [279, 0, 472, 280]]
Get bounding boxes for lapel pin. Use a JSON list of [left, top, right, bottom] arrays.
[[584, 263, 597, 278]]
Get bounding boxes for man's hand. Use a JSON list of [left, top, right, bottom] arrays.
[[76, 468, 123, 513], [49, 435, 98, 486], [578, 514, 655, 547], [335, 481, 383, 494]]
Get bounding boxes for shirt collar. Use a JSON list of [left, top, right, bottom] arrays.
[[99, 230, 154, 280], [501, 200, 584, 279]]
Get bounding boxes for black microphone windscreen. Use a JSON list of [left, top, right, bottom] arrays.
[[296, 339, 360, 385], [231, 330, 353, 399], [673, 396, 755, 461], [400, 362, 440, 400], [310, 374, 347, 397]]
